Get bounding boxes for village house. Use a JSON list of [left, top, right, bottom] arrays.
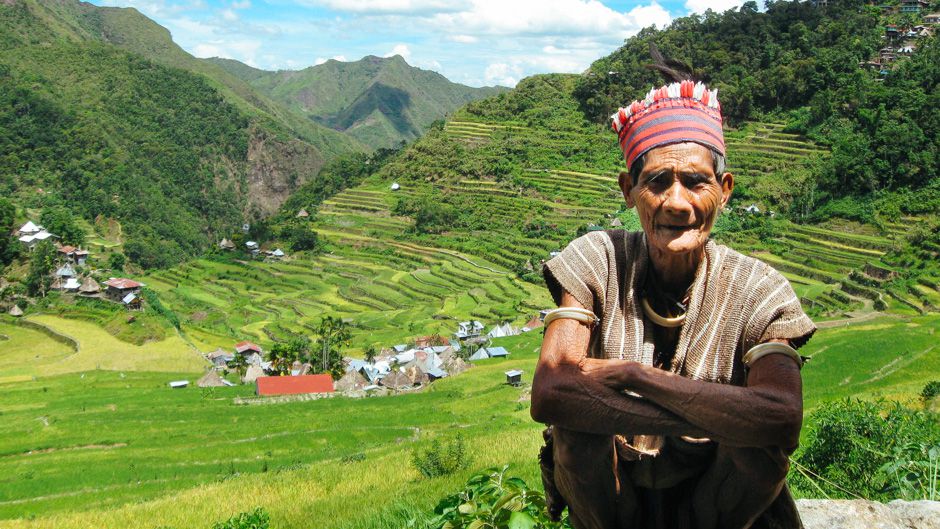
[[245, 241, 259, 255], [256, 374, 334, 396], [103, 278, 143, 302], [469, 346, 511, 361], [900, 0, 929, 14], [56, 263, 76, 279], [234, 341, 263, 367], [219, 238, 235, 250], [487, 323, 519, 339], [454, 320, 484, 340], [57, 245, 89, 266], [78, 277, 101, 296], [206, 348, 235, 367], [925, 13, 940, 25], [296, 209, 309, 218], [18, 229, 56, 251], [16, 221, 41, 237]]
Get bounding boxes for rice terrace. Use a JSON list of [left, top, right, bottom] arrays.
[[1, 0, 940, 528]]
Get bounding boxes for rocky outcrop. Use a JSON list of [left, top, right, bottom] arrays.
[[797, 499, 940, 529], [245, 124, 327, 215]]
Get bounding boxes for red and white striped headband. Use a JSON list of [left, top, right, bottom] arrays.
[[611, 80, 725, 171]]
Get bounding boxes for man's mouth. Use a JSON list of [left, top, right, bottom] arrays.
[[659, 224, 695, 232]]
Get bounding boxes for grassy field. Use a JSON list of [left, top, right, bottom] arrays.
[[0, 315, 204, 379], [1, 314, 939, 528]]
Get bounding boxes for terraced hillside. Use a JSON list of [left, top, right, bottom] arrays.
[[143, 238, 549, 353], [140, 83, 919, 353], [121, 75, 933, 355]]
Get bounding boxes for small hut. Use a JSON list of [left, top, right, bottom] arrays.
[[296, 209, 309, 219], [335, 369, 369, 392], [611, 217, 623, 227], [79, 277, 101, 296], [9, 305, 23, 317], [242, 364, 264, 384], [505, 369, 523, 386], [197, 370, 226, 388], [219, 238, 236, 250], [380, 369, 412, 389]]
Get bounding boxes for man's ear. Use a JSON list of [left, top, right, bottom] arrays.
[[719, 172, 734, 209], [618, 171, 635, 208]]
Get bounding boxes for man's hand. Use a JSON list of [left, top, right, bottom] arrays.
[[579, 357, 637, 389]]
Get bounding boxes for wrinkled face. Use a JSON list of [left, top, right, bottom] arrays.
[[620, 142, 733, 256]]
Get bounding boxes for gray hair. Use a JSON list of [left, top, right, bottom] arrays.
[[628, 146, 726, 186]]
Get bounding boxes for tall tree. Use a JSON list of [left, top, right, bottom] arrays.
[[25, 240, 56, 297], [40, 206, 85, 246], [313, 316, 351, 379], [0, 198, 14, 268]]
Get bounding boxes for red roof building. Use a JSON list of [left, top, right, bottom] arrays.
[[256, 374, 334, 396], [104, 278, 143, 289], [234, 341, 262, 354]]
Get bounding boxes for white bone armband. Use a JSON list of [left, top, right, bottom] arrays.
[[742, 342, 805, 370], [543, 307, 599, 329]]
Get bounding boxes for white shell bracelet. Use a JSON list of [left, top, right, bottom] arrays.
[[742, 342, 804, 370], [543, 307, 600, 329]]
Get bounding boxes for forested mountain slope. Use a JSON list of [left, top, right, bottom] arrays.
[[210, 54, 506, 149], [0, 0, 362, 267]]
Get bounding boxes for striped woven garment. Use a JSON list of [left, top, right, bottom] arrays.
[[611, 80, 725, 171], [543, 230, 816, 385]]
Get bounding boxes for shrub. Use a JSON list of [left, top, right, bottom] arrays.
[[411, 434, 470, 478], [421, 466, 569, 529], [922, 381, 940, 401], [211, 507, 270, 529], [792, 399, 940, 501]]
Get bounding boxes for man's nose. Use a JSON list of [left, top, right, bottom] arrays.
[[662, 181, 694, 216]]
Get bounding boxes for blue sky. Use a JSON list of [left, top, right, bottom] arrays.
[[90, 1, 746, 87]]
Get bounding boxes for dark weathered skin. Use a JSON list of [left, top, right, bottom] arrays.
[[530, 143, 805, 529], [531, 294, 802, 529]]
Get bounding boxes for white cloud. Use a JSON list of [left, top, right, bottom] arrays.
[[429, 0, 670, 38], [304, 0, 470, 15], [384, 43, 412, 60], [484, 62, 522, 87], [98, 0, 206, 17], [449, 34, 478, 44], [315, 57, 328, 65], [683, 0, 746, 14], [231, 0, 251, 8], [220, 8, 238, 22], [192, 38, 262, 66]]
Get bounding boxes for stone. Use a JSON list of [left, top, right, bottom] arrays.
[[796, 499, 940, 529]]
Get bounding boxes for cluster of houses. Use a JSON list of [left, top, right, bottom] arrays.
[[15, 221, 57, 252], [860, 6, 938, 76], [8, 221, 146, 311], [189, 315, 548, 396], [218, 238, 287, 260]]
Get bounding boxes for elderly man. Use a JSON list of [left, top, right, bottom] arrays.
[[531, 79, 816, 529]]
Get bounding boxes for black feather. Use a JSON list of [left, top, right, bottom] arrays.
[[645, 43, 707, 83]]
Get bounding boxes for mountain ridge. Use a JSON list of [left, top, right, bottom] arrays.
[[208, 54, 508, 149]]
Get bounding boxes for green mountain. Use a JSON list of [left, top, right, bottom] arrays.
[[209, 54, 507, 149], [0, 0, 363, 267]]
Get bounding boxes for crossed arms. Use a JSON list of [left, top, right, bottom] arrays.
[[530, 292, 804, 451]]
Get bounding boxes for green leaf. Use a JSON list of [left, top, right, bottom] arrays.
[[458, 503, 476, 514], [466, 519, 487, 529], [507, 512, 537, 529], [491, 492, 518, 511]]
